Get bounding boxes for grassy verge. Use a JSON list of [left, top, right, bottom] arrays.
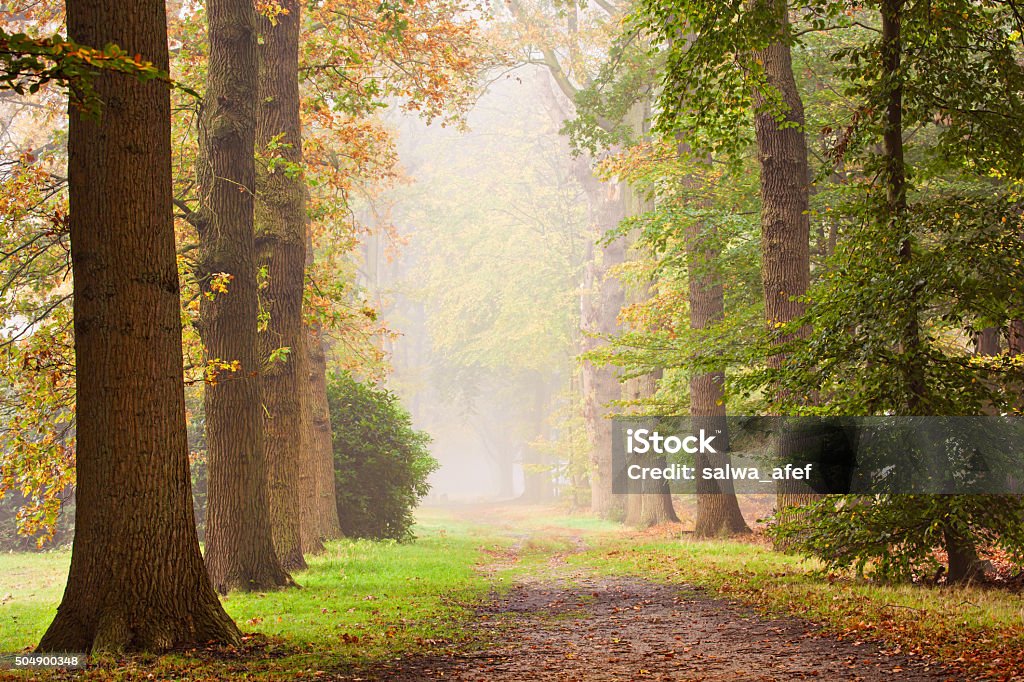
[[3, 506, 1023, 679], [0, 509, 512, 678], [0, 550, 71, 651], [569, 532, 1024, 679]]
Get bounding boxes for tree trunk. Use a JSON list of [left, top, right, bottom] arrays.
[[580, 179, 626, 518], [976, 327, 1000, 356], [1010, 320, 1024, 354], [975, 326, 1001, 414], [750, 0, 811, 358], [943, 520, 984, 584], [1010, 320, 1023, 412], [623, 373, 680, 528], [306, 324, 343, 539], [749, 0, 815, 512], [881, 0, 979, 579], [37, 0, 239, 651], [197, 0, 293, 595], [256, 0, 311, 568], [685, 215, 750, 537], [881, 0, 926, 414], [620, 121, 679, 527]]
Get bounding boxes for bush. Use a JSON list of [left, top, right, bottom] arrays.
[[326, 372, 437, 541], [768, 494, 1024, 583]]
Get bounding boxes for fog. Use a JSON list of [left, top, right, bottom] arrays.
[[359, 66, 591, 502]]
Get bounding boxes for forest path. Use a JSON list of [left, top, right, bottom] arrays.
[[350, 507, 959, 682]]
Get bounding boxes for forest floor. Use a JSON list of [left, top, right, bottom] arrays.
[[359, 507, 950, 681], [2, 504, 1023, 680]]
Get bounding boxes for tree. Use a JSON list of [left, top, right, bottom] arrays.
[[762, 0, 1024, 582], [304, 323, 343, 540], [196, 0, 293, 594], [503, 0, 642, 516], [578, 184, 626, 515], [256, 0, 310, 568], [390, 71, 587, 504], [638, 0, 819, 518], [36, 0, 239, 650], [683, 173, 749, 537], [286, 0, 484, 543], [747, 1, 816, 514]]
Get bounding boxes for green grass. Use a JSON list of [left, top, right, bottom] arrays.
[[220, 513, 512, 656], [3, 507, 1024, 679], [0, 511, 513, 677], [0, 550, 71, 651]]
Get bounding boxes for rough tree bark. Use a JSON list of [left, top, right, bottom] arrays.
[[197, 0, 293, 595], [256, 0, 311, 568], [37, 0, 240, 651], [684, 202, 750, 537], [749, 0, 816, 512]]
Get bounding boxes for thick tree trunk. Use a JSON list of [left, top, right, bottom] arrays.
[[749, 0, 816, 512], [750, 0, 810, 354], [685, 217, 750, 537], [295, 342, 323, 555], [38, 0, 239, 651], [943, 520, 984, 584], [197, 0, 293, 595], [256, 0, 310, 568]]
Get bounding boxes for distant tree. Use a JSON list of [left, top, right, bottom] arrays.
[[503, 0, 639, 517], [36, 0, 239, 650], [304, 325, 344, 541]]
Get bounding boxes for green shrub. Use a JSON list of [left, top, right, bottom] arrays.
[[768, 494, 1024, 583], [326, 372, 438, 541]]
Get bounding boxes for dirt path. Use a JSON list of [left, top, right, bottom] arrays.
[[342, 511, 960, 682], [358, 574, 955, 681]]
